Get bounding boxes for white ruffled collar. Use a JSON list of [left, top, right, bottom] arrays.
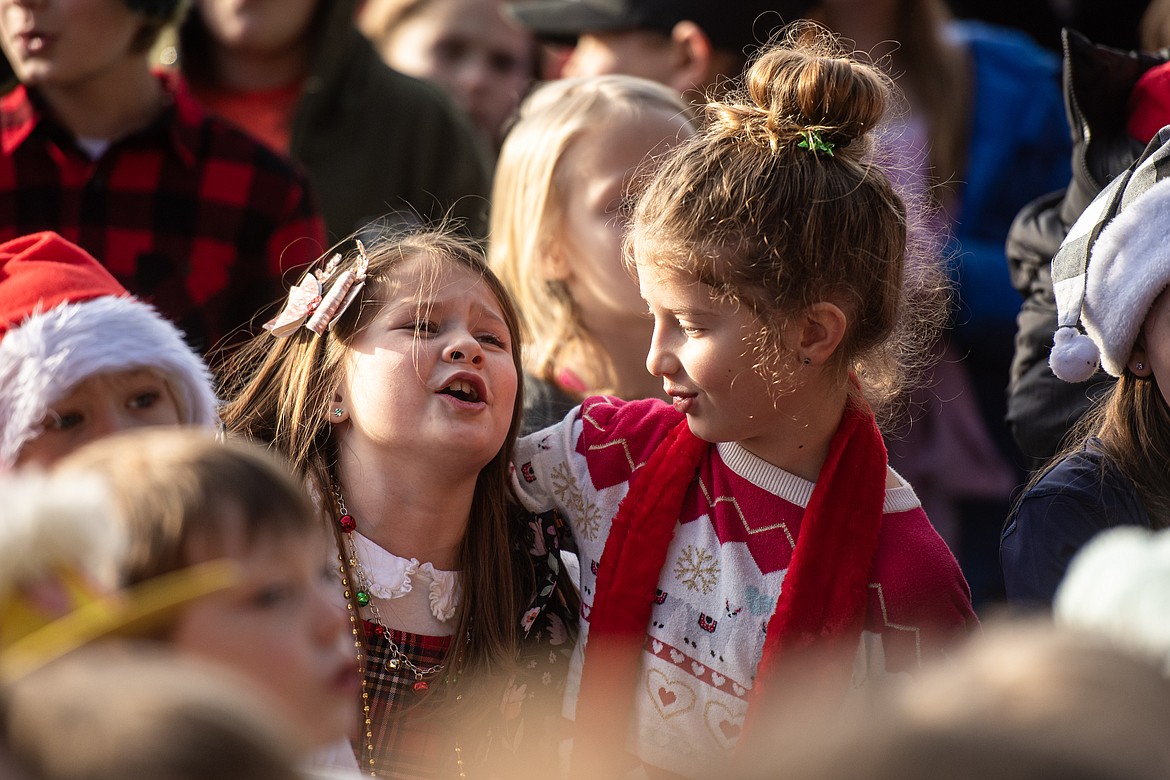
[[350, 533, 462, 622]]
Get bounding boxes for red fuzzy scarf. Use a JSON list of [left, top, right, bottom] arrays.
[[571, 401, 888, 774]]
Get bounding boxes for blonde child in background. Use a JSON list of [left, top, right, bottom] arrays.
[[488, 75, 694, 434], [220, 229, 576, 776], [509, 27, 978, 778], [55, 429, 359, 773]]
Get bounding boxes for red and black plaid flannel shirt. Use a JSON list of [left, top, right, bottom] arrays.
[[0, 74, 326, 353]]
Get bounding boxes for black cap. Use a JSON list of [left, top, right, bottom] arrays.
[[122, 0, 183, 22], [506, 0, 815, 55]]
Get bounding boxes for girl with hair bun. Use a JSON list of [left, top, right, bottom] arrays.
[[509, 26, 977, 778]]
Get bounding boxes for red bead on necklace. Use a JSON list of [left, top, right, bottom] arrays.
[[336, 486, 448, 701]]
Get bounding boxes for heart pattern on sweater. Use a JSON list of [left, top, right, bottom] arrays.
[[646, 669, 696, 720], [704, 700, 745, 751]]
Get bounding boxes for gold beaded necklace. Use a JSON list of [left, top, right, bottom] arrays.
[[332, 485, 469, 778], [336, 558, 377, 775]]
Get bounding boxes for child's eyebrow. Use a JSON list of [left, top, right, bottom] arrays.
[[649, 302, 713, 318], [671, 305, 714, 317], [474, 306, 509, 328]]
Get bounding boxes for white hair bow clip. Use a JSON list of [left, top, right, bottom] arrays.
[[263, 240, 370, 337]]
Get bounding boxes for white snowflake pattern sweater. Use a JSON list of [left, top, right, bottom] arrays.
[[511, 397, 978, 777]]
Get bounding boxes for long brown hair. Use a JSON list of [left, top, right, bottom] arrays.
[[1044, 373, 1170, 528], [218, 228, 530, 683], [892, 0, 970, 198], [629, 23, 948, 423]]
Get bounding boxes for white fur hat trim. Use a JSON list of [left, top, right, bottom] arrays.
[[0, 295, 219, 468], [1080, 177, 1170, 377], [0, 472, 123, 603]]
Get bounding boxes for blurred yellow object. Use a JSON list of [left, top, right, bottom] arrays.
[[1, 559, 239, 684]]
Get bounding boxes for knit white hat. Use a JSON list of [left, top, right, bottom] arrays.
[[0, 232, 219, 468], [1055, 526, 1170, 675], [1050, 127, 1170, 381]]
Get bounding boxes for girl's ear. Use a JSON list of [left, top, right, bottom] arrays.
[[794, 302, 848, 366], [666, 21, 714, 96], [327, 389, 349, 424], [1129, 336, 1153, 377], [538, 237, 572, 282]]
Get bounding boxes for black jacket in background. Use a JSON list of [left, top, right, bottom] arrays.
[[1005, 29, 1166, 470]]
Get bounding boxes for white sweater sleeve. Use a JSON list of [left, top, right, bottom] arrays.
[[510, 405, 584, 514]]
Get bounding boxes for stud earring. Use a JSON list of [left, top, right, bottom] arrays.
[[1136, 362, 1145, 372], [333, 408, 344, 417]]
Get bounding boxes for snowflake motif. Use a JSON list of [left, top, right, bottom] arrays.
[[673, 545, 720, 594], [550, 463, 601, 540], [542, 672, 552, 686], [550, 463, 579, 508], [577, 502, 601, 542]]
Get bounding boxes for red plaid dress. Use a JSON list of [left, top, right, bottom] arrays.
[[0, 74, 325, 353], [358, 622, 459, 778], [352, 508, 577, 778]]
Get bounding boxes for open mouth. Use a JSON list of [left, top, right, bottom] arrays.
[[439, 379, 482, 403]]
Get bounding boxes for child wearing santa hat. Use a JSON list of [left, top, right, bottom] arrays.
[[1002, 129, 1170, 605], [0, 231, 218, 470]]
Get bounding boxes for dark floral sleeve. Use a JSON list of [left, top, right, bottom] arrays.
[[481, 508, 579, 774]]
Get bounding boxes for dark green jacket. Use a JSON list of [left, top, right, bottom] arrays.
[[181, 0, 492, 241]]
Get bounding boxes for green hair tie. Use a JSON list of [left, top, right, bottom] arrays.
[[797, 128, 835, 156]]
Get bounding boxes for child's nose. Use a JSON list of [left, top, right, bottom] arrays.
[[85, 403, 148, 445], [645, 326, 674, 377], [454, 59, 491, 97], [445, 333, 484, 366]]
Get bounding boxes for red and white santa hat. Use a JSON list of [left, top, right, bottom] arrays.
[[0, 232, 219, 468]]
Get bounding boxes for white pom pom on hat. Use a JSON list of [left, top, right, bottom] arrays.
[[1050, 326, 1100, 383], [1049, 128, 1170, 382]]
